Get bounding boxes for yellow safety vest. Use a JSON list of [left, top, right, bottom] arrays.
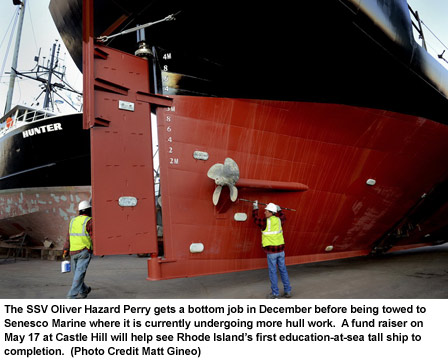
[[69, 215, 92, 251], [261, 216, 284, 247]]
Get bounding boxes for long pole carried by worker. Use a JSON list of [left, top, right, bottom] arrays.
[[239, 198, 296, 211]]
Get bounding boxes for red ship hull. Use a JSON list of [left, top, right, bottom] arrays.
[[49, 0, 448, 279], [146, 96, 448, 279]]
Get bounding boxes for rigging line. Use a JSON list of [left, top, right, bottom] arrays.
[[97, 12, 180, 42], [426, 42, 440, 56], [420, 20, 448, 52], [0, 7, 19, 50], [53, 91, 78, 111], [51, 72, 82, 95], [14, 76, 22, 105], [26, 0, 38, 52], [0, 8, 20, 84], [104, 1, 164, 46]]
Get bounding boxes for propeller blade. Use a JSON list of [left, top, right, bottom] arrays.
[[223, 158, 239, 183], [229, 185, 238, 202], [212, 185, 222, 205], [208, 158, 240, 205], [207, 163, 224, 180]]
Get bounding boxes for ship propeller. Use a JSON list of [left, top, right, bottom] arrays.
[[207, 158, 240, 205]]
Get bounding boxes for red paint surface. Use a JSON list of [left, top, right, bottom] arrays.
[[81, 1, 448, 280], [148, 96, 448, 279], [83, 40, 160, 255], [82, 21, 448, 277]]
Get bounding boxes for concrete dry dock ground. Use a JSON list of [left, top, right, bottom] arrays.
[[0, 244, 447, 299]]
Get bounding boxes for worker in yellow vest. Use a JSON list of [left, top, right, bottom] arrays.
[[253, 201, 292, 299], [63, 200, 93, 299]]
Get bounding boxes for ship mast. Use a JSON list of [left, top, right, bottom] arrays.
[[4, 0, 26, 115], [42, 42, 58, 110]]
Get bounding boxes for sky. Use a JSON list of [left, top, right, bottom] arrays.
[[408, 0, 448, 65], [0, 0, 82, 115], [0, 0, 447, 116]]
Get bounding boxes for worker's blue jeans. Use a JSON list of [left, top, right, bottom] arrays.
[[66, 249, 92, 299], [266, 251, 291, 296]]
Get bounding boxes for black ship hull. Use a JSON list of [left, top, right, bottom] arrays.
[[0, 112, 90, 189], [0, 110, 90, 249]]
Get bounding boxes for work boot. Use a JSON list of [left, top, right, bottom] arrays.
[[282, 292, 292, 298], [267, 293, 279, 299], [78, 286, 91, 299]]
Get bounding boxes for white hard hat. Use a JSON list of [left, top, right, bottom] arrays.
[[78, 200, 91, 211], [265, 202, 277, 213]]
